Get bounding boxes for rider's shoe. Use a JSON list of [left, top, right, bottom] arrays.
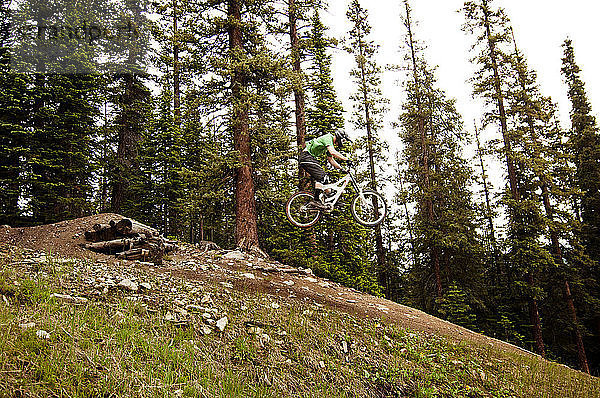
[[307, 200, 329, 211]]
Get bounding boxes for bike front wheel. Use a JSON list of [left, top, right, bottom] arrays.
[[351, 190, 387, 227], [285, 191, 321, 228]]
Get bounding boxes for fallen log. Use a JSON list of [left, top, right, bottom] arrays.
[[82, 217, 175, 264], [116, 248, 151, 261], [84, 238, 141, 254]]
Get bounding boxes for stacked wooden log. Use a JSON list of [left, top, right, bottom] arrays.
[[82, 218, 177, 264]]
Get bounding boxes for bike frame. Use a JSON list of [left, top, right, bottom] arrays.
[[320, 171, 364, 210]]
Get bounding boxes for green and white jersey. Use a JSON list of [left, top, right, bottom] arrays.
[[305, 133, 334, 158]]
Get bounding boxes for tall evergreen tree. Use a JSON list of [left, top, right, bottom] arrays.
[[509, 34, 590, 373], [401, 0, 484, 318], [306, 9, 344, 137], [109, 1, 153, 215], [402, 0, 441, 301], [561, 39, 600, 263], [0, 1, 29, 225], [345, 0, 392, 297], [463, 0, 549, 357], [287, 0, 310, 153], [289, 6, 380, 295], [561, 37, 600, 371], [6, 0, 104, 224]]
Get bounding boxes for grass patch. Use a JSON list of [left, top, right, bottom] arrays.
[[0, 249, 598, 397]]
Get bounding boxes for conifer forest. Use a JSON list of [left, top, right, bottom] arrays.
[[1, 0, 599, 375]]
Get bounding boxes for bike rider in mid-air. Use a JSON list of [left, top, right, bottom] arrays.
[[298, 129, 351, 210]]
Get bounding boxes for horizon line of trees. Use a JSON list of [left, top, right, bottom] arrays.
[[1, 0, 599, 375]]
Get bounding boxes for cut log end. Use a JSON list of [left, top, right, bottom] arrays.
[[83, 217, 175, 264]]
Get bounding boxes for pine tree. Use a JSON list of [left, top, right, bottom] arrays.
[[109, 0, 153, 215], [560, 38, 600, 371], [0, 3, 29, 225], [306, 9, 344, 137], [175, 0, 291, 253], [473, 122, 498, 254], [110, 72, 152, 214], [7, 0, 104, 224], [287, 0, 310, 153], [345, 0, 392, 297], [561, 39, 600, 263], [401, 0, 484, 317], [463, 0, 549, 357], [401, 0, 445, 303], [508, 34, 589, 373]]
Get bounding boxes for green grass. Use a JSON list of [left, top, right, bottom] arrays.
[[0, 249, 598, 397]]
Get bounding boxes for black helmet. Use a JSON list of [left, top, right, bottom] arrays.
[[334, 129, 350, 148]]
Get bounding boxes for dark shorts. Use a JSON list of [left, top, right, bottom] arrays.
[[298, 151, 327, 183]]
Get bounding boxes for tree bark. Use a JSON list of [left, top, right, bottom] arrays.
[[228, 0, 261, 254], [525, 272, 545, 358], [399, 176, 417, 269], [111, 74, 141, 213]]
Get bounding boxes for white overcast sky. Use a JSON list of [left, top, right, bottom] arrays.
[[323, 0, 600, 152]]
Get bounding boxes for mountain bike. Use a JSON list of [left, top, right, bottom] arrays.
[[285, 170, 387, 228]]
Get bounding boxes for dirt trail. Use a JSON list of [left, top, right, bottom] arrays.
[[1, 214, 537, 359]]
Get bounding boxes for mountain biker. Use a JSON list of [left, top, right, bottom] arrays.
[[299, 129, 351, 210]]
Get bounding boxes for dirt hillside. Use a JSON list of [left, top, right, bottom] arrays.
[[0, 214, 536, 359]]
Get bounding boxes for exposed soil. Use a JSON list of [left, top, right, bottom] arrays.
[[1, 213, 537, 360], [0, 214, 122, 260]]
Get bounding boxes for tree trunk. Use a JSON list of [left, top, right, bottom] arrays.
[[228, 0, 261, 254], [474, 122, 497, 249], [0, 151, 20, 225], [596, 317, 600, 349], [111, 74, 141, 213], [562, 280, 590, 373], [527, 272, 546, 358], [308, 230, 318, 259], [399, 176, 417, 269], [482, 0, 518, 202]]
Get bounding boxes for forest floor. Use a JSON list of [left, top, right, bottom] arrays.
[[1, 214, 599, 397]]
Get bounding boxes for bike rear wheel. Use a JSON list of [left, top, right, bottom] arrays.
[[351, 190, 387, 227], [286, 191, 321, 228]]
